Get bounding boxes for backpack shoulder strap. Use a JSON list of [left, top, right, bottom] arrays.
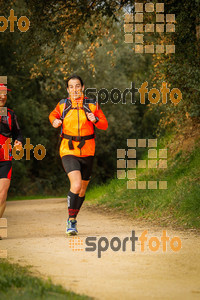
[[60, 98, 71, 138], [60, 98, 72, 120], [83, 98, 93, 121], [7, 108, 14, 130], [82, 98, 97, 115], [82, 98, 97, 131]]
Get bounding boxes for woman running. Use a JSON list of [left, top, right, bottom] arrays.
[[49, 75, 108, 235]]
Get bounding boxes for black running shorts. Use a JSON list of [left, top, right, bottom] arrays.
[[0, 161, 12, 180], [61, 155, 94, 181]]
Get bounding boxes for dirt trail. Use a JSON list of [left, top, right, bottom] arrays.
[[1, 198, 200, 300]]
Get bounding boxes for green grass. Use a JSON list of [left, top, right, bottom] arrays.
[[86, 137, 200, 229], [0, 260, 91, 300]]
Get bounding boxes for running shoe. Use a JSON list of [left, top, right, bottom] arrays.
[[66, 219, 78, 235]]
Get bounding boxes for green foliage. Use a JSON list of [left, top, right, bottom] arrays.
[[151, 0, 200, 132], [1, 1, 156, 196], [88, 138, 200, 228], [1, 0, 199, 199], [0, 260, 91, 300]]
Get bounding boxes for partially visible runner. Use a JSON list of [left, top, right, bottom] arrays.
[[49, 75, 108, 235], [0, 83, 23, 239]]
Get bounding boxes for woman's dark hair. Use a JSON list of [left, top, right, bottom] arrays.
[[66, 74, 84, 88]]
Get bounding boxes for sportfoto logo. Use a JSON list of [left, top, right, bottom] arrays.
[[117, 138, 168, 190], [0, 9, 30, 32], [2, 138, 46, 161], [85, 81, 182, 105], [124, 2, 175, 54], [68, 230, 182, 258]]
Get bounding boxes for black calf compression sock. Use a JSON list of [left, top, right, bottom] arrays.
[[76, 195, 85, 212], [67, 191, 79, 219], [72, 196, 85, 218]]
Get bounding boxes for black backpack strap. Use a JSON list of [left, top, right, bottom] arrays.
[[60, 98, 72, 120], [59, 98, 71, 138], [62, 133, 95, 150], [82, 98, 97, 121]]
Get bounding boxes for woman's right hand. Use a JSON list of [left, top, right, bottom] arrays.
[[52, 119, 62, 128]]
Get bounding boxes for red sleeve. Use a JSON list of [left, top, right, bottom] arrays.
[[49, 102, 62, 125], [93, 103, 108, 130]]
